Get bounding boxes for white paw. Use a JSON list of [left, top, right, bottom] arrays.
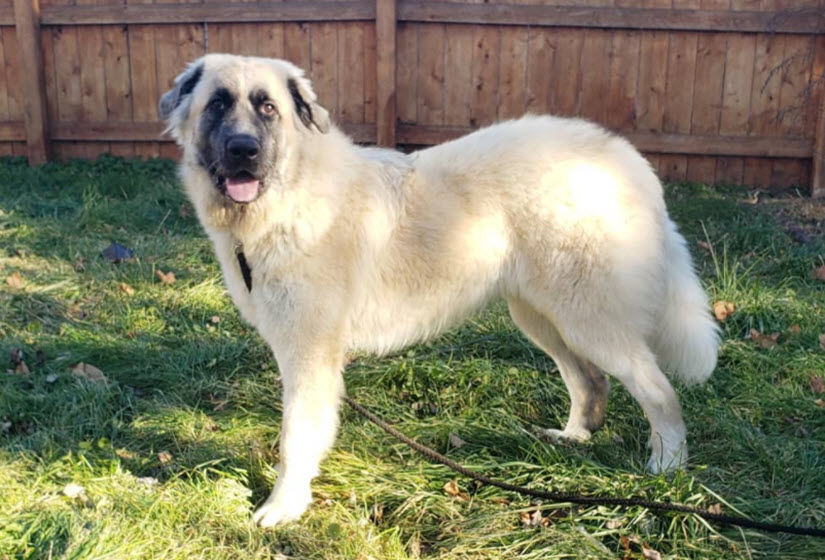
[[537, 427, 591, 443], [646, 439, 688, 474], [252, 482, 312, 528]]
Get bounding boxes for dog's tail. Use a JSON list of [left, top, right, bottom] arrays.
[[651, 218, 719, 385]]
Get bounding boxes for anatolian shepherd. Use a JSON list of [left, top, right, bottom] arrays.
[[159, 54, 718, 527]]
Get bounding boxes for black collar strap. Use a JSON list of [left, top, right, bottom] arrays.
[[234, 243, 252, 292]]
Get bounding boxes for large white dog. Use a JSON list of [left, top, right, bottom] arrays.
[[159, 54, 719, 527]]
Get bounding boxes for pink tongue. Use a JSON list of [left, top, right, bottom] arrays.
[[225, 177, 261, 202]]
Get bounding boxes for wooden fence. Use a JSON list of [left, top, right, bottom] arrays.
[[0, 0, 824, 196]]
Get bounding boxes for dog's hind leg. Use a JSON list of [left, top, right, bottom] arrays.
[[508, 299, 609, 442]]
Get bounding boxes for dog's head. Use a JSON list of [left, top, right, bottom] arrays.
[[159, 54, 330, 204]]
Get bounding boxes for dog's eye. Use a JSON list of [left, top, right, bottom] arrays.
[[208, 99, 226, 112], [261, 102, 277, 116]]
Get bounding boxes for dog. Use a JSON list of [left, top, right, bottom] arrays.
[[159, 54, 719, 527]]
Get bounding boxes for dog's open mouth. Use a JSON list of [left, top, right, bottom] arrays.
[[222, 172, 262, 203]]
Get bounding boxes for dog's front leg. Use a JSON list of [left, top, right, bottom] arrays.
[[253, 345, 345, 527]]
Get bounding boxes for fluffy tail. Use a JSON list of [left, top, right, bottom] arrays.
[[651, 219, 719, 385]]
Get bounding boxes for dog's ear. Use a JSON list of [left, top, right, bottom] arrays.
[[287, 76, 330, 134], [159, 62, 204, 121]]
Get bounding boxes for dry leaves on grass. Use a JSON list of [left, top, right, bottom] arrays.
[[155, 270, 176, 285], [620, 535, 663, 560], [443, 479, 469, 501], [448, 433, 467, 449], [819, 333, 825, 351], [9, 347, 30, 375], [157, 451, 173, 465], [118, 283, 135, 296], [713, 301, 735, 321], [748, 329, 780, 349], [811, 375, 825, 394], [812, 265, 825, 282], [62, 483, 86, 499], [71, 362, 108, 384], [6, 271, 25, 290]]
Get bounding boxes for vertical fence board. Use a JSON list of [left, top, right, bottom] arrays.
[[310, 23, 339, 120], [470, 25, 499, 127], [579, 29, 611, 124], [636, 30, 667, 133], [525, 27, 554, 116], [363, 21, 376, 126], [417, 23, 445, 126], [339, 22, 364, 125], [396, 22, 417, 125], [498, 26, 527, 120], [551, 28, 582, 117], [661, 32, 697, 181], [0, 29, 10, 156], [103, 25, 135, 157], [444, 24, 473, 126], [687, 32, 726, 183], [605, 29, 639, 131]]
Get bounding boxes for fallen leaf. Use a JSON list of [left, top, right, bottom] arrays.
[[713, 301, 735, 321], [62, 483, 86, 499], [118, 283, 135, 296], [74, 255, 86, 272], [520, 508, 548, 528], [606, 518, 625, 529], [210, 315, 221, 324], [819, 334, 825, 351], [812, 265, 825, 282], [443, 479, 460, 497], [448, 433, 467, 449], [642, 545, 663, 560], [156, 270, 176, 285], [136, 476, 158, 488], [749, 328, 779, 349], [811, 375, 825, 394], [707, 503, 723, 515], [6, 272, 25, 289], [14, 361, 30, 375], [71, 362, 108, 384], [45, 374, 58, 384], [697, 240, 712, 251], [815, 398, 824, 408], [157, 451, 173, 464], [115, 448, 138, 460], [101, 242, 135, 264], [789, 324, 801, 334]]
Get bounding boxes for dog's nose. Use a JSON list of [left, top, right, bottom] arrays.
[[226, 135, 260, 161]]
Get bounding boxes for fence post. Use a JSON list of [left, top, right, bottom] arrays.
[[814, 91, 825, 198], [13, 0, 51, 164], [376, 0, 396, 147]]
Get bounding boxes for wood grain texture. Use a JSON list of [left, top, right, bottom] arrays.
[[470, 25, 499, 127], [13, 0, 51, 162], [395, 22, 417, 125], [498, 26, 527, 120], [443, 23, 473, 126], [525, 27, 554, 116], [417, 23, 445, 125]]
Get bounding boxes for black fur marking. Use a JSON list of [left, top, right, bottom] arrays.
[[236, 250, 252, 291], [179, 64, 203, 99], [288, 78, 315, 130]]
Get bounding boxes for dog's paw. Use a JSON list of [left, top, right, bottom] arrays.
[[536, 426, 591, 443], [646, 441, 688, 474], [252, 484, 312, 528]]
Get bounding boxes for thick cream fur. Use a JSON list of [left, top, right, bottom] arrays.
[[164, 54, 719, 526]]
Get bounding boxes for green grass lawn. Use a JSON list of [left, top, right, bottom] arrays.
[[1, 156, 824, 559]]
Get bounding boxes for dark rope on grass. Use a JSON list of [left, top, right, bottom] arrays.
[[343, 396, 825, 538]]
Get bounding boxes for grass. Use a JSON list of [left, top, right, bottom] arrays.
[[1, 155, 824, 559]]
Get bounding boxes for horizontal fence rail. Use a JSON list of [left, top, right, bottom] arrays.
[[0, 0, 823, 196]]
